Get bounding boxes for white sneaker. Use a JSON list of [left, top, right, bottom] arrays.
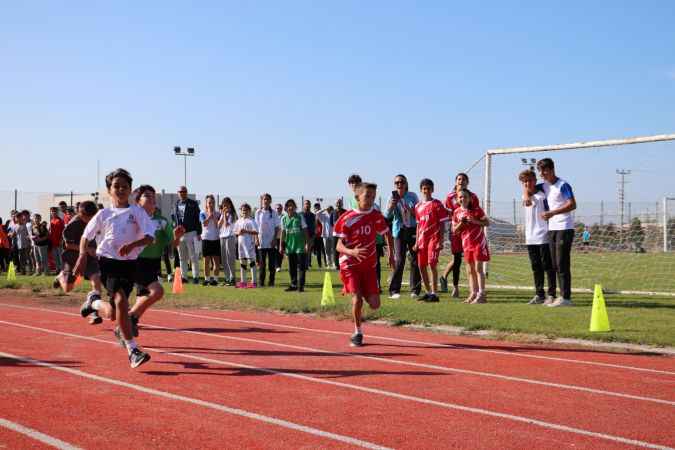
[[528, 296, 545, 305], [410, 293, 420, 300], [542, 295, 555, 306], [548, 298, 573, 307], [388, 293, 401, 300]]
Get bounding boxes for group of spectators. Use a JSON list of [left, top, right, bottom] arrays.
[[1, 157, 577, 305], [0, 201, 100, 277]]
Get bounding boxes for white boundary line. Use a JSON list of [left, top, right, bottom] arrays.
[[1, 303, 673, 406], [0, 418, 83, 450], [0, 350, 390, 450], [0, 319, 673, 450], [153, 309, 675, 376]]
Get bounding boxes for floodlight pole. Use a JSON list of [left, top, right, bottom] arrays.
[[174, 147, 196, 187]]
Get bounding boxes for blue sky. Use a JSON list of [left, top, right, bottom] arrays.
[[1, 1, 674, 208]]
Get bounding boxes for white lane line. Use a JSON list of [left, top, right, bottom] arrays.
[[1, 303, 672, 407], [154, 308, 675, 376], [0, 351, 390, 450], [0, 417, 83, 450], [1, 320, 673, 450]]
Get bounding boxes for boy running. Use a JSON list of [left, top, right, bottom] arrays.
[[76, 168, 156, 368], [452, 189, 490, 304], [54, 201, 105, 324], [334, 182, 395, 347], [414, 179, 449, 302], [128, 185, 184, 336]]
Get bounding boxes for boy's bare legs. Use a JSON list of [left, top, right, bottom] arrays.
[[351, 293, 380, 346], [352, 295, 364, 331], [430, 265, 439, 293], [130, 282, 164, 319]]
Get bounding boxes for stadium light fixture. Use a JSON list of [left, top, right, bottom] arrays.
[[173, 146, 196, 186]]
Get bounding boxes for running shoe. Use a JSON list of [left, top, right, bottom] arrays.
[[80, 291, 99, 318], [350, 332, 363, 347], [548, 298, 573, 307], [88, 312, 103, 325], [209, 278, 218, 286], [425, 293, 440, 303], [284, 286, 297, 292], [388, 293, 401, 300], [129, 348, 151, 369], [410, 292, 420, 300], [439, 276, 448, 293], [418, 293, 431, 302], [543, 295, 556, 306]]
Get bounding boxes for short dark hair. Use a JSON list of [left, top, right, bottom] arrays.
[[133, 185, 155, 203], [355, 182, 377, 195], [347, 174, 362, 185], [313, 203, 321, 209], [420, 178, 434, 189], [536, 158, 554, 171], [105, 168, 133, 189], [79, 201, 98, 217], [518, 170, 536, 182]]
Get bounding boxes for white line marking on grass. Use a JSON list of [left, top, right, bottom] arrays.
[[0, 417, 83, 450], [154, 309, 675, 376], [0, 351, 391, 450], [0, 320, 673, 450], [1, 303, 673, 407]]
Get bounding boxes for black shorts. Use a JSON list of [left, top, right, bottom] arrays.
[[202, 239, 221, 257], [62, 250, 100, 284], [135, 257, 161, 296], [99, 257, 136, 301]]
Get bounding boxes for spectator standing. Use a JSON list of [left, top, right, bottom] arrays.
[[519, 170, 556, 305], [537, 158, 577, 307], [48, 207, 65, 272], [14, 211, 33, 274], [173, 185, 202, 284], [440, 172, 480, 297], [280, 199, 309, 292], [256, 193, 280, 287], [312, 203, 326, 268], [218, 197, 238, 286], [385, 174, 421, 299], [32, 214, 50, 275], [199, 195, 221, 286], [301, 200, 316, 268], [274, 203, 284, 272], [0, 218, 10, 272], [332, 199, 347, 268], [316, 205, 335, 269]]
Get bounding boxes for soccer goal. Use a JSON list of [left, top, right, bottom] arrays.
[[467, 133, 675, 296]]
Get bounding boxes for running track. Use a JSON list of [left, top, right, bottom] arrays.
[[0, 296, 673, 449]]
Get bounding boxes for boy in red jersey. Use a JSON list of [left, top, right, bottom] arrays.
[[452, 189, 490, 304], [414, 179, 449, 302], [334, 182, 395, 347]]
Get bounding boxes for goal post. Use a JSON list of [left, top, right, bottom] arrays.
[[472, 133, 675, 297]]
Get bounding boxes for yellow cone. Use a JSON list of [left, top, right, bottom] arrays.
[[589, 284, 611, 332], [321, 272, 335, 307], [7, 262, 16, 281]]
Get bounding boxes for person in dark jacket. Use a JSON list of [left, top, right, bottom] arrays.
[[173, 186, 202, 284]]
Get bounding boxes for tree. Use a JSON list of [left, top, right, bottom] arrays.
[[628, 217, 645, 252]]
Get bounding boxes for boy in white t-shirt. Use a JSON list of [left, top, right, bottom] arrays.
[[75, 168, 156, 368], [255, 194, 280, 287], [233, 203, 259, 288], [536, 158, 577, 307], [519, 170, 556, 305]]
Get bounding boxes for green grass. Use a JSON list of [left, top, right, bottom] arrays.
[[488, 251, 675, 293], [2, 261, 674, 348]]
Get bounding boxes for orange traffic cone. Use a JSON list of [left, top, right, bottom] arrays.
[[172, 267, 184, 294]]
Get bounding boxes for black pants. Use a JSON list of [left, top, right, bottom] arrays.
[[258, 248, 277, 286], [527, 244, 556, 299], [450, 252, 462, 286], [311, 237, 325, 268], [0, 248, 8, 271], [548, 229, 574, 299], [288, 253, 306, 289], [162, 246, 172, 276], [275, 248, 283, 270], [389, 227, 421, 295]]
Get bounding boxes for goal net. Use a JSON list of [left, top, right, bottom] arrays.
[[465, 134, 675, 296]]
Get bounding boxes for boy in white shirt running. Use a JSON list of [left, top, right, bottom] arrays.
[[76, 168, 156, 368], [519, 170, 556, 305]]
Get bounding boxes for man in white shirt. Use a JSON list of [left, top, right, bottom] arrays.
[[520, 170, 556, 305], [537, 158, 577, 307]]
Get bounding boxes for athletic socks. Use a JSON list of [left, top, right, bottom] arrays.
[[354, 326, 362, 334], [92, 300, 103, 311]]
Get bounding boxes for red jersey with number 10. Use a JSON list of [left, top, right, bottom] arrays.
[[415, 199, 449, 249], [333, 208, 389, 270]]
